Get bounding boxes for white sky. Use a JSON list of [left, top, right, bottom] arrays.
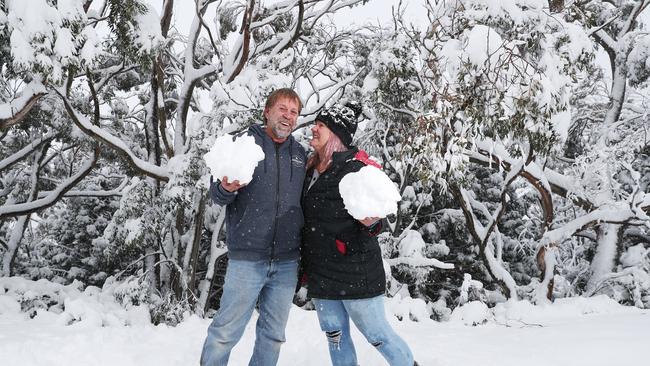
[[148, 0, 428, 37]]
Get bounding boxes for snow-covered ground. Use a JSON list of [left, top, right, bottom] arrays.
[[1, 277, 648, 366]]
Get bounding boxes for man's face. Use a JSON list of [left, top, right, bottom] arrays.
[[264, 97, 300, 142]]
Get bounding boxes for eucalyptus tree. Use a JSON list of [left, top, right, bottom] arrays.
[[0, 0, 370, 315]]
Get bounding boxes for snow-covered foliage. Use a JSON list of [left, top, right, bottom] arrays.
[[352, 0, 650, 310], [0, 0, 374, 320], [4, 0, 97, 84], [1, 0, 649, 325], [0, 276, 151, 326]]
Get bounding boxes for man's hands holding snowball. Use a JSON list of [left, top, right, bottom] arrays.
[[221, 176, 246, 192]]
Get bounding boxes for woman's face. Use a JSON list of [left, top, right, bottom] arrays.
[[310, 121, 332, 151]]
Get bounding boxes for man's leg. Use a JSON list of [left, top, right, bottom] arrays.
[[249, 259, 299, 366], [344, 296, 414, 366], [201, 259, 267, 366], [312, 298, 358, 366]]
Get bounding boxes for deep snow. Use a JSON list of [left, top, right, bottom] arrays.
[[1, 291, 648, 366]]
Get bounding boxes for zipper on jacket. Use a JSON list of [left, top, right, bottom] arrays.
[[270, 143, 280, 261]]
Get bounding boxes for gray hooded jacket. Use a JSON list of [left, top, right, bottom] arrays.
[[209, 124, 306, 261]]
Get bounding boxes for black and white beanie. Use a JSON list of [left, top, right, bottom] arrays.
[[315, 101, 363, 148]]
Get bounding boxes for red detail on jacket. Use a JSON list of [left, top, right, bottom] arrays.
[[353, 150, 381, 169], [335, 239, 347, 255]]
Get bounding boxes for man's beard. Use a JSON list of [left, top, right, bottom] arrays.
[[272, 120, 292, 139]]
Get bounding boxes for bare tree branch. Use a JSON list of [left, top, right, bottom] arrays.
[[0, 81, 48, 131], [0, 144, 97, 220], [226, 0, 255, 83], [0, 131, 57, 173], [53, 88, 170, 181]]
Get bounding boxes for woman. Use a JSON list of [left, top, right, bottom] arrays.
[[301, 102, 417, 366]]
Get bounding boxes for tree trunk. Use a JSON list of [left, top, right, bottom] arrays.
[[452, 185, 518, 299], [1, 215, 30, 276], [184, 193, 207, 305], [1, 146, 46, 275], [198, 208, 227, 315], [587, 223, 622, 294], [142, 68, 163, 292], [170, 207, 185, 299], [548, 0, 564, 13]]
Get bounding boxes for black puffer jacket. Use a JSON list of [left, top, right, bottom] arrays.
[[301, 148, 386, 300]]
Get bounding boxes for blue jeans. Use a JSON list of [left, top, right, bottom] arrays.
[[313, 296, 414, 366], [200, 258, 299, 366]]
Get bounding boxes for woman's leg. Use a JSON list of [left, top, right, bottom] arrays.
[[344, 296, 414, 366], [312, 298, 358, 366]]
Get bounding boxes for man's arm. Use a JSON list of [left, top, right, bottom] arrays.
[[209, 176, 243, 206]]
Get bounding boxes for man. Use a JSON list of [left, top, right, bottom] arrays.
[[201, 88, 306, 366]]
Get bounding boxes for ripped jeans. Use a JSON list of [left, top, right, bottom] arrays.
[[312, 296, 414, 366]]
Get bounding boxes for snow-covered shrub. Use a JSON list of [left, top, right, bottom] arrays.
[[459, 274, 487, 305], [429, 298, 452, 322], [149, 292, 191, 326], [387, 294, 431, 322], [93, 178, 156, 274], [104, 276, 150, 307], [0, 276, 207, 326], [449, 301, 489, 326], [0, 277, 80, 317], [587, 244, 650, 308], [15, 191, 117, 286]]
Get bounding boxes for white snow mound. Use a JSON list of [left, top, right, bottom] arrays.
[[203, 134, 265, 184], [450, 301, 489, 326], [339, 165, 401, 220]]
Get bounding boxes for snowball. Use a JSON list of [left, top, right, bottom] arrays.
[[203, 134, 265, 185], [338, 166, 401, 220]]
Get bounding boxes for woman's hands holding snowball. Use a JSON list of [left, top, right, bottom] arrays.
[[359, 216, 380, 227]]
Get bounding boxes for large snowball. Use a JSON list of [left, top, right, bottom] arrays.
[[339, 166, 401, 220], [203, 134, 265, 184]]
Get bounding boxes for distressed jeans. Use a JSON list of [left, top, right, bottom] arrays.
[[200, 258, 299, 366], [313, 296, 414, 366]]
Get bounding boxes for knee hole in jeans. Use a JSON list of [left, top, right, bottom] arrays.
[[325, 330, 342, 346], [371, 340, 383, 348]]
